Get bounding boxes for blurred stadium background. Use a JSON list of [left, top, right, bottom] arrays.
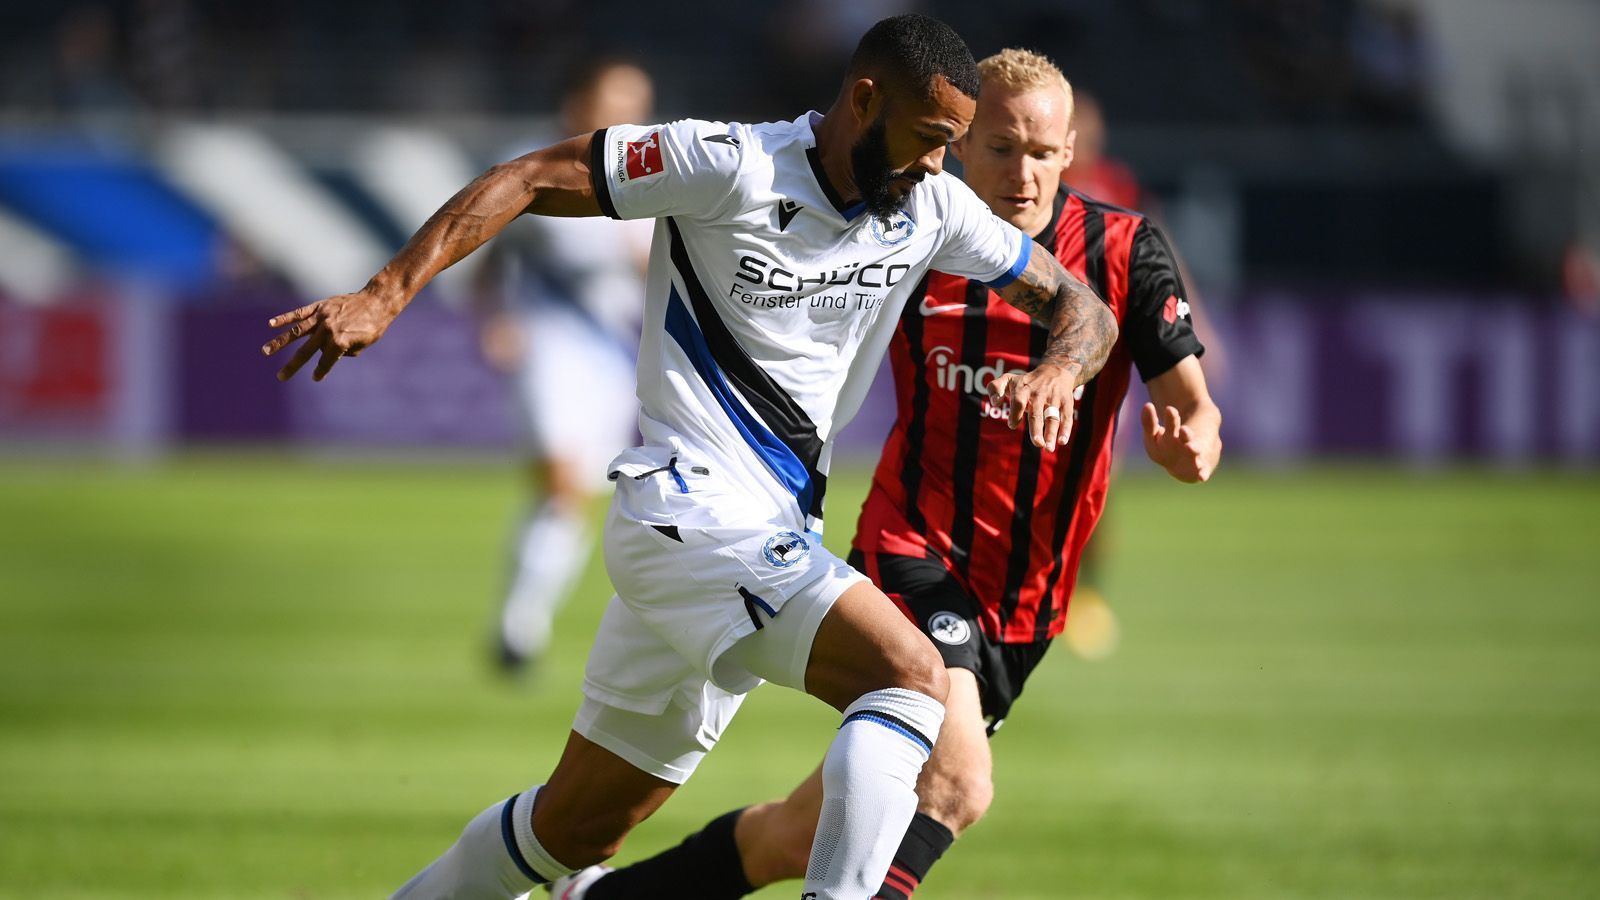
[[1, 1, 1597, 898]]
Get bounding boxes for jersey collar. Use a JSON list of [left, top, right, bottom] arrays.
[[1037, 190, 1069, 249], [803, 112, 867, 222]]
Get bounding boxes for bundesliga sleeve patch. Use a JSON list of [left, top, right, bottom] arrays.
[[623, 132, 665, 181]]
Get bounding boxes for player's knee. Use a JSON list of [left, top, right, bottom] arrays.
[[890, 640, 949, 703]]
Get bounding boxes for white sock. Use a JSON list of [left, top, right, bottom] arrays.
[[499, 500, 591, 657], [392, 787, 576, 899], [802, 688, 946, 899]]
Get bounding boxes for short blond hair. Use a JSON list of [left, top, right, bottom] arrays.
[[976, 48, 1074, 120]]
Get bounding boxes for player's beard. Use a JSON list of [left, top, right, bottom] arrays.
[[850, 115, 913, 224]]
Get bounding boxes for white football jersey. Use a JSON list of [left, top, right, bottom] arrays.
[[591, 112, 1031, 532]]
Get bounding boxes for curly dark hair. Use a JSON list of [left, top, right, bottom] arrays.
[[847, 14, 980, 100]]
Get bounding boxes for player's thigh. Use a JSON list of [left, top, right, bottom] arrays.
[[800, 579, 949, 711], [606, 449, 869, 701], [579, 595, 747, 784]]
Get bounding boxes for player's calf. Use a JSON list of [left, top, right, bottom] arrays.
[[733, 768, 825, 885], [908, 668, 995, 837], [915, 755, 994, 836], [529, 731, 678, 868]]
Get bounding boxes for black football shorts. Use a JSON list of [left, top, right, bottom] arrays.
[[848, 548, 1052, 733]]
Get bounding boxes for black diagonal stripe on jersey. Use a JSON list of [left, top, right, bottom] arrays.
[[899, 275, 933, 536], [664, 217, 827, 519], [589, 128, 620, 219], [1033, 204, 1107, 640], [947, 279, 991, 578], [996, 300, 1049, 628], [997, 194, 1070, 629]]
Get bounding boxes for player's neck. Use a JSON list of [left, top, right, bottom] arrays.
[[1016, 206, 1052, 240], [811, 110, 863, 205]]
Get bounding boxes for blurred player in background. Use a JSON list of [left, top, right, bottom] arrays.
[[558, 49, 1221, 900], [476, 60, 655, 675], [264, 16, 1117, 900]]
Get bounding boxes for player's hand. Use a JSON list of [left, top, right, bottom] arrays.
[[1141, 402, 1219, 483], [479, 313, 527, 374], [988, 361, 1081, 451], [261, 286, 404, 382]]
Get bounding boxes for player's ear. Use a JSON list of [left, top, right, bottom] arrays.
[[1061, 128, 1078, 171], [951, 133, 968, 163], [849, 78, 880, 125]]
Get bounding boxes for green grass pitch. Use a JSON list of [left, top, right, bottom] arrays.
[[1, 458, 1597, 899]]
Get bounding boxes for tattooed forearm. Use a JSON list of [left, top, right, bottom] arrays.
[[1002, 275, 1055, 318], [998, 250, 1118, 386], [1041, 275, 1116, 380]]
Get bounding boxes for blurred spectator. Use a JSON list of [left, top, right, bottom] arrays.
[[130, 0, 201, 112], [762, 0, 918, 113], [1564, 242, 1600, 316], [54, 4, 138, 120], [1347, 0, 1429, 125], [1232, 0, 1351, 123]]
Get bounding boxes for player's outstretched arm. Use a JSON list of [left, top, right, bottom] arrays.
[[261, 133, 605, 382], [987, 249, 1118, 451], [1142, 354, 1222, 483]]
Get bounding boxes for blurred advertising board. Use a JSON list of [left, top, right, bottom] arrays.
[[3, 294, 1597, 465]]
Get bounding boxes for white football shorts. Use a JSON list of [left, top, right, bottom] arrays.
[[574, 442, 866, 783]]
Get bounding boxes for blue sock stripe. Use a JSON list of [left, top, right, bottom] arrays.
[[498, 794, 551, 884], [843, 710, 934, 755]]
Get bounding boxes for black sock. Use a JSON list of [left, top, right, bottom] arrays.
[[873, 812, 955, 899], [586, 807, 753, 900]]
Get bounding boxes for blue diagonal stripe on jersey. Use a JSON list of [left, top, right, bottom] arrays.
[[662, 286, 816, 516], [664, 217, 827, 520]]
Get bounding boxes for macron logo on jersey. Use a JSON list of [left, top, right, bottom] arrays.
[[624, 133, 664, 181], [1162, 294, 1192, 324]]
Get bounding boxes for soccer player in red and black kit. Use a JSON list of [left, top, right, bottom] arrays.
[[552, 48, 1221, 900]]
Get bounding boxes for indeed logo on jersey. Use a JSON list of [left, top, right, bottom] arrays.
[[925, 345, 1021, 395], [615, 132, 665, 184], [926, 346, 1086, 422]]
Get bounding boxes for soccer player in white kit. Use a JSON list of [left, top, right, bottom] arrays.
[[262, 15, 1117, 900], [477, 60, 656, 674]]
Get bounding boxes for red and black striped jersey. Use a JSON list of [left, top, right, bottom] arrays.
[[854, 189, 1203, 643]]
